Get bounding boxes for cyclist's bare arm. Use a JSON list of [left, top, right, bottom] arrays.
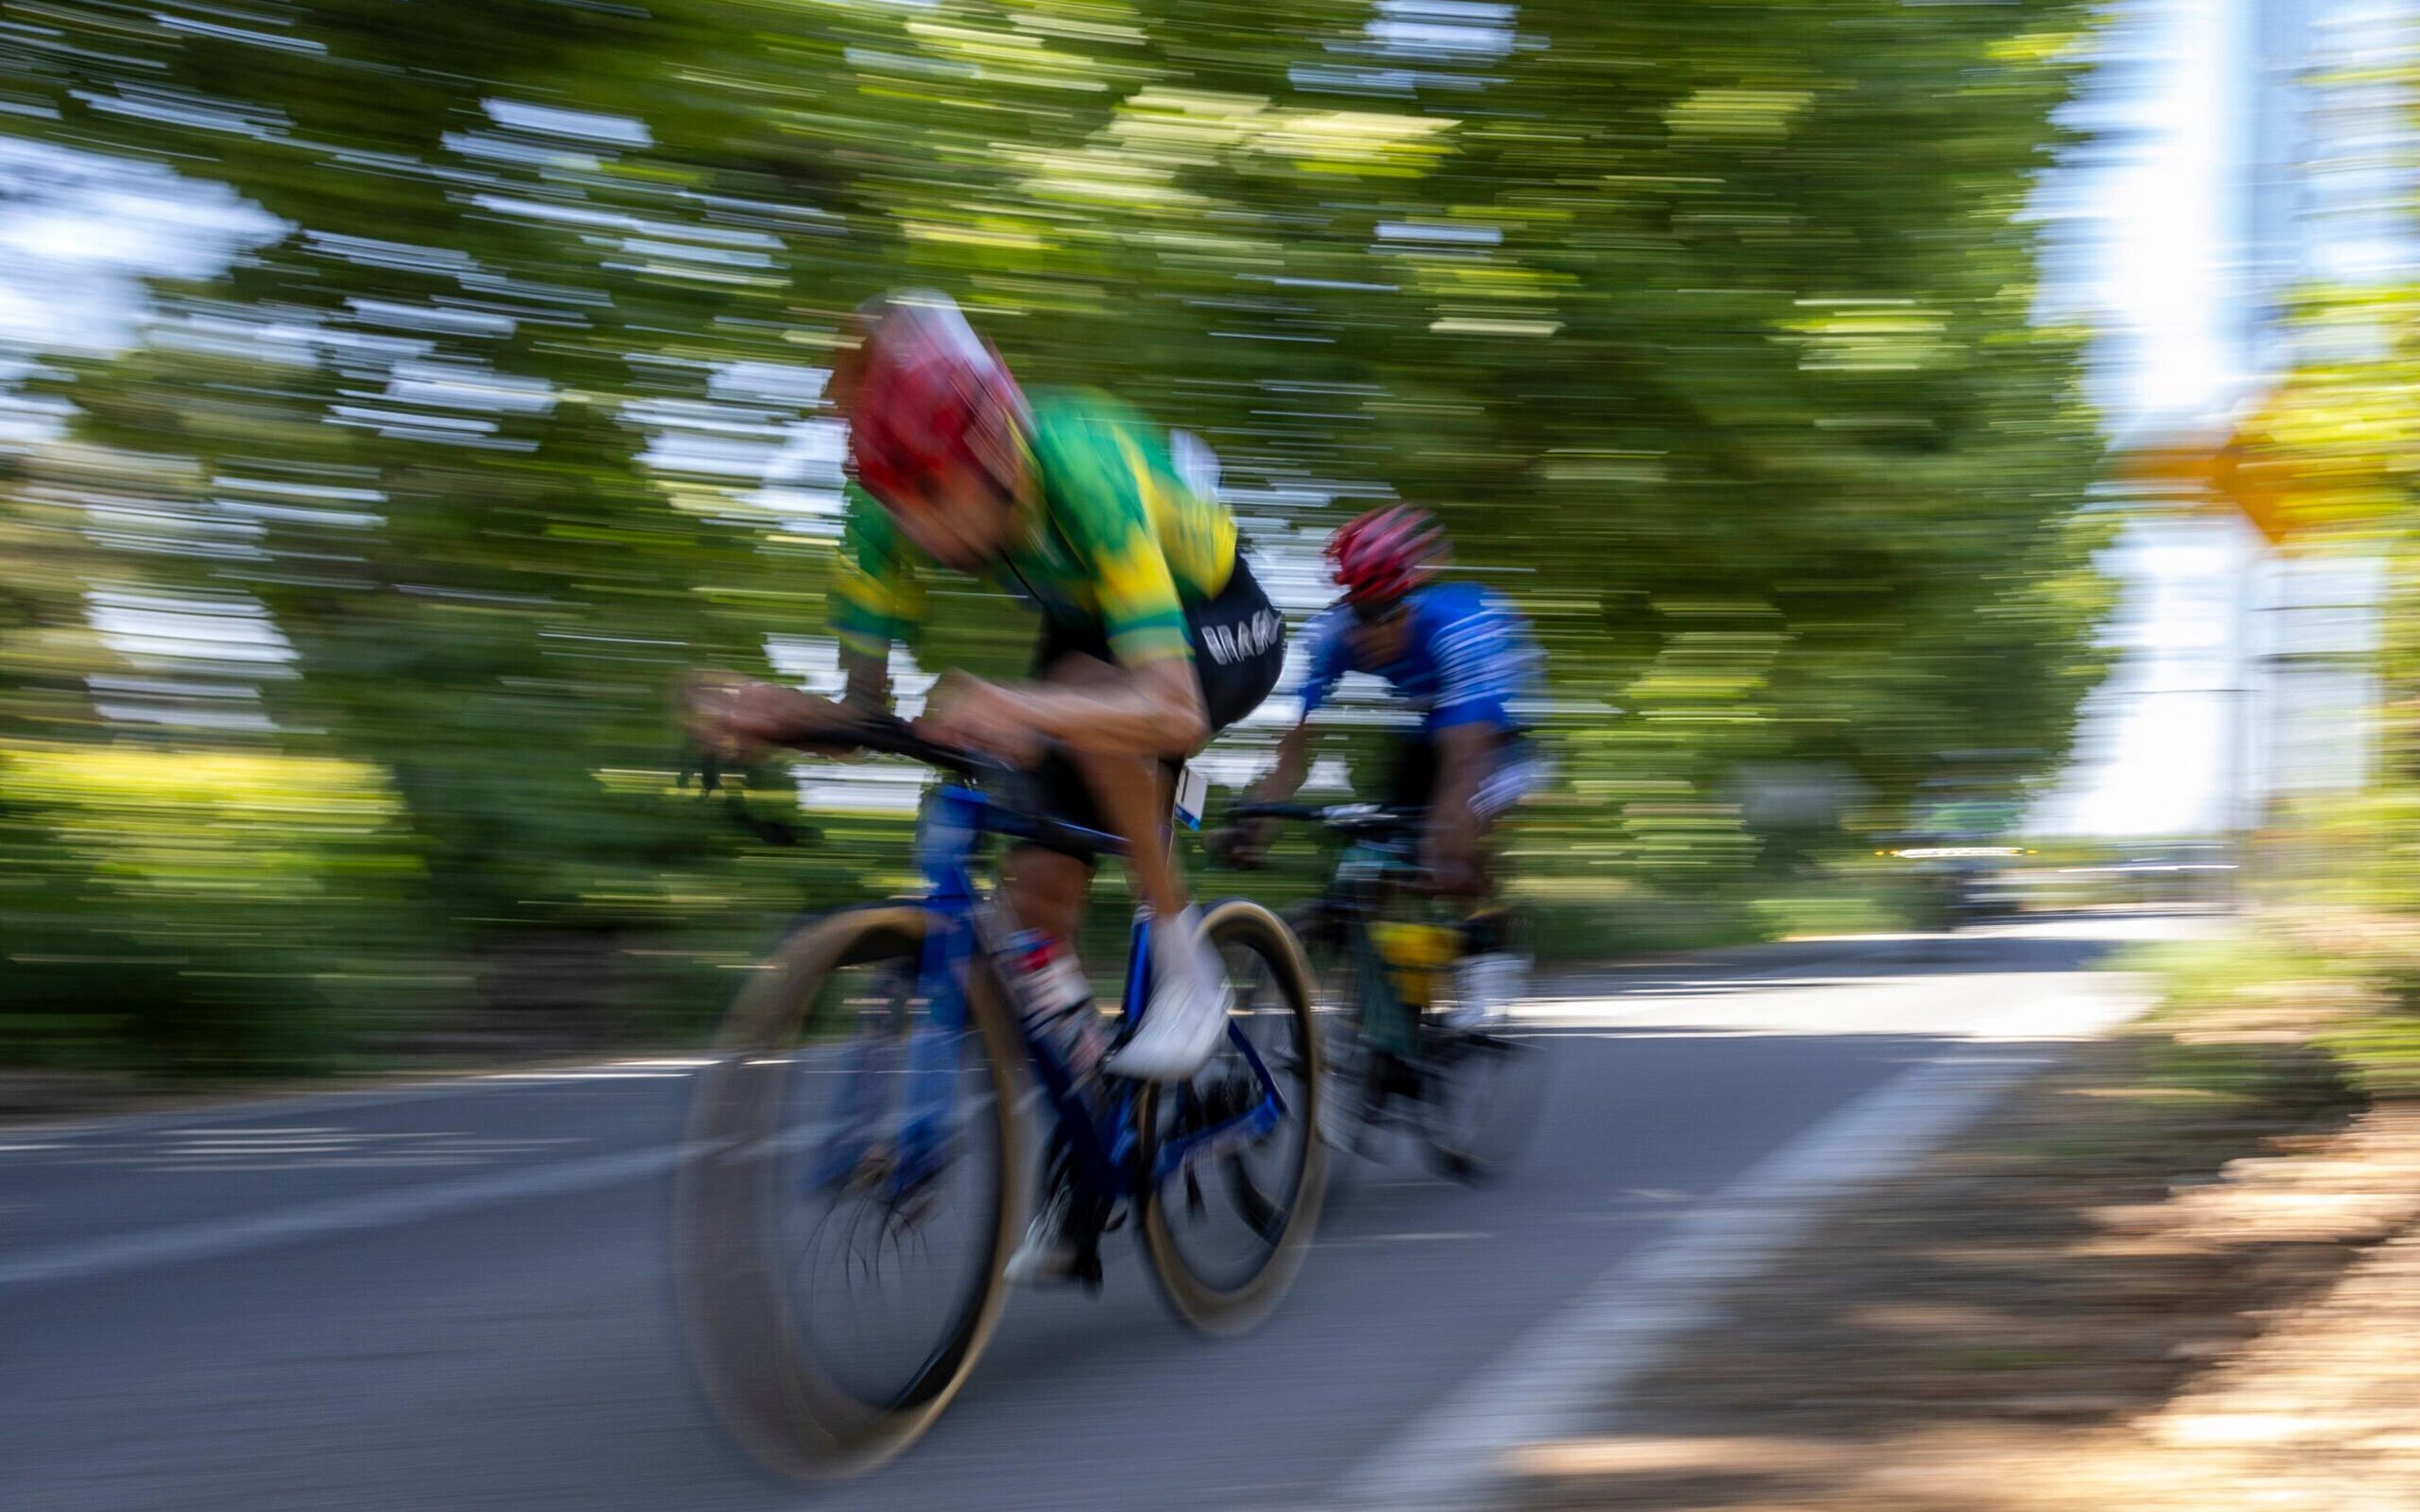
[[684, 671, 860, 755], [922, 658, 1207, 763], [1032, 658, 1208, 757], [685, 647, 893, 758], [1247, 719, 1318, 807], [1214, 719, 1318, 859]]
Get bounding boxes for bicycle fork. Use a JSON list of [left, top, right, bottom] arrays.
[[811, 918, 972, 1201]]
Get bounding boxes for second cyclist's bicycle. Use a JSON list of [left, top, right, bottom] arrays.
[[674, 714, 1325, 1479], [1229, 800, 1547, 1182]]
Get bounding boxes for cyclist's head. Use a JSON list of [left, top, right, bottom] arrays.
[[1327, 504, 1443, 624], [847, 290, 1031, 570]]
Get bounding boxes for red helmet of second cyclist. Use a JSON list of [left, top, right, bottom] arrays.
[[1327, 505, 1444, 607], [846, 292, 1029, 507]]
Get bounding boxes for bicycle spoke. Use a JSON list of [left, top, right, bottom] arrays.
[[676, 909, 1019, 1476]]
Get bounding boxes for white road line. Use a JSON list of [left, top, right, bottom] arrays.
[[1324, 1002, 2121, 1510], [2, 938, 1919, 1143], [0, 1143, 680, 1290], [0, 1095, 994, 1291], [6, 1058, 710, 1142]]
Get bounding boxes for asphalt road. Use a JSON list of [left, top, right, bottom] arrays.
[[0, 916, 2197, 1512]]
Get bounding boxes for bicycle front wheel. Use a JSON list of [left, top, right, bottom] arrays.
[[1139, 898, 1327, 1334], [1286, 897, 1377, 1162], [673, 905, 1025, 1480]]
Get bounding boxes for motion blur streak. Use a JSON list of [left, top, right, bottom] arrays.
[[0, 0, 2412, 1504], [0, 0, 2121, 1072]]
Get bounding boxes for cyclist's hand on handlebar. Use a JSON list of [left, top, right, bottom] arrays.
[[916, 671, 1046, 767], [681, 671, 857, 759], [681, 670, 763, 760]]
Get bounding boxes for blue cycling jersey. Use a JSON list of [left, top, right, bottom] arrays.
[[1296, 580, 1541, 735]]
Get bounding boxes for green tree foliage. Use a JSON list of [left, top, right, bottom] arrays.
[[0, 0, 2111, 1067]]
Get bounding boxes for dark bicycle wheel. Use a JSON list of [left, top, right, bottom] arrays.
[[674, 905, 1025, 1480], [1417, 912, 1548, 1183], [1416, 1022, 1549, 1182], [1284, 898, 1374, 1159], [1138, 899, 1327, 1334]]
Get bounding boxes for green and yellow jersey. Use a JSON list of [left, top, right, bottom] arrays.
[[832, 389, 1239, 668]]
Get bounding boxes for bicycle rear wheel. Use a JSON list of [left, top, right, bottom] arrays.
[[674, 905, 1025, 1479], [1417, 912, 1548, 1182], [1417, 1022, 1549, 1182], [1139, 899, 1327, 1334]]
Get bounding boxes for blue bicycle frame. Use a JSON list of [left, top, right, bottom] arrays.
[[836, 779, 1288, 1210]]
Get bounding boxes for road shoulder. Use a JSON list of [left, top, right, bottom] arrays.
[[1499, 1024, 2410, 1512], [1335, 1033, 2091, 1508]]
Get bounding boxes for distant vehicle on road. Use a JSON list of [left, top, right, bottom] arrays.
[[1886, 752, 2036, 929]]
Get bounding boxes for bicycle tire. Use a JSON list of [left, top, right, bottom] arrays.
[[1138, 898, 1327, 1334], [1418, 908, 1547, 1183], [1286, 897, 1377, 1162], [673, 904, 1027, 1480], [1417, 1025, 1548, 1183]]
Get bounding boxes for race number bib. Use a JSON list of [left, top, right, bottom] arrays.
[[1173, 762, 1210, 832]]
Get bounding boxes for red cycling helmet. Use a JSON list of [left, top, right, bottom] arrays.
[[1327, 505, 1445, 606], [846, 292, 1030, 506]]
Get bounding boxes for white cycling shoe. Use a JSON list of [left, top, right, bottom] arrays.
[[1102, 904, 1231, 1082], [1441, 951, 1526, 1029]]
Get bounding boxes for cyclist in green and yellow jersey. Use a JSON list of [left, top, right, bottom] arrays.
[[688, 295, 1285, 1268]]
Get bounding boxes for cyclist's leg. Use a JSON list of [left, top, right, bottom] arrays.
[[1380, 730, 1486, 1022], [1096, 557, 1284, 1079], [997, 659, 1175, 930], [1038, 555, 1284, 914], [1403, 729, 1544, 894], [999, 608, 1275, 1275], [1002, 840, 1090, 944], [998, 608, 1111, 945], [996, 735, 1106, 1285], [1034, 664, 1186, 918], [1002, 561, 1284, 1043], [1451, 738, 1549, 1021], [994, 667, 1221, 1043]]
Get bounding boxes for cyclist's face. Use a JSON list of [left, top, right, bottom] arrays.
[[1349, 600, 1410, 663], [889, 460, 1015, 571]]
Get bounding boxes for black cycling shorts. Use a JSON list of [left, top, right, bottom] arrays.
[[1386, 727, 1548, 822], [1023, 554, 1284, 854]]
